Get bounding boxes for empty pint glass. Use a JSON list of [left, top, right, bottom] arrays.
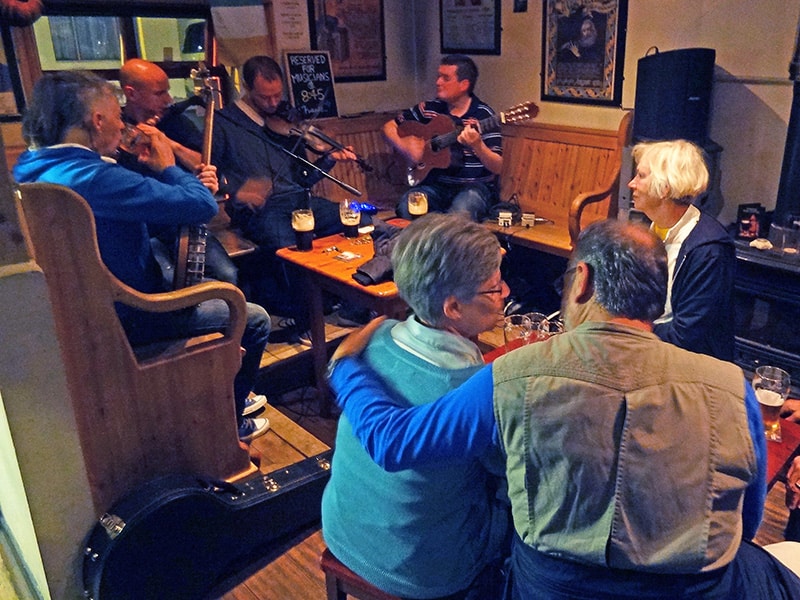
[[340, 199, 361, 238], [753, 365, 791, 442], [291, 209, 315, 251]]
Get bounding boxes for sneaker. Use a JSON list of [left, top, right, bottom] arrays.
[[238, 417, 270, 442], [243, 393, 267, 416], [332, 304, 371, 327]]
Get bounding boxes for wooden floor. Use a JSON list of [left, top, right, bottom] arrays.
[[209, 322, 797, 600]]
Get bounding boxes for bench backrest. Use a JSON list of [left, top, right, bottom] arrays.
[[311, 111, 407, 206], [500, 112, 632, 230]]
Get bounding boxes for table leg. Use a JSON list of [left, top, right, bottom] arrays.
[[305, 274, 333, 417]]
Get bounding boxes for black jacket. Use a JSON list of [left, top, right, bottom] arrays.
[[653, 212, 736, 361]]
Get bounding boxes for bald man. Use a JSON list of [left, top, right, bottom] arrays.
[[119, 58, 202, 171], [118, 58, 239, 287]]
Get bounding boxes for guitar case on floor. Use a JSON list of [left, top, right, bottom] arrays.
[[82, 450, 333, 600]]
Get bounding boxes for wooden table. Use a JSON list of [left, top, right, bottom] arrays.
[[276, 230, 408, 415]]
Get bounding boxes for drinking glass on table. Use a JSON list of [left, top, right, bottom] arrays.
[[753, 365, 792, 442], [291, 209, 315, 251], [503, 315, 532, 352], [524, 312, 550, 343], [407, 191, 428, 219], [340, 199, 361, 238]]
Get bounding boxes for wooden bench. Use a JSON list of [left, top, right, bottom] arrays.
[[484, 111, 633, 258]]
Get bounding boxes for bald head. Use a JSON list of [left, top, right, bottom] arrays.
[[119, 59, 172, 123]]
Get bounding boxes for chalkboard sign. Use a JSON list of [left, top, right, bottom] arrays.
[[284, 50, 338, 119]]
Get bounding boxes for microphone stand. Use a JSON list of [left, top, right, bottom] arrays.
[[261, 134, 363, 207]]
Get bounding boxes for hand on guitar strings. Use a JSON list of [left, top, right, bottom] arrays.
[[456, 118, 483, 150], [194, 163, 219, 196]]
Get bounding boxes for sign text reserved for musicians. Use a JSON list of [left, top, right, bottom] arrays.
[[283, 50, 338, 119]]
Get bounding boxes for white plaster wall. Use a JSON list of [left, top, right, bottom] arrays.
[[0, 264, 96, 599]]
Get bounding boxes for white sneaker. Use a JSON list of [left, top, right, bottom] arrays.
[[238, 417, 270, 442], [243, 393, 267, 416]]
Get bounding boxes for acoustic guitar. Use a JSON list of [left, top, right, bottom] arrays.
[[398, 101, 539, 187], [173, 68, 221, 289]]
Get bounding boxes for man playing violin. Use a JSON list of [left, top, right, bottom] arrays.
[[383, 54, 503, 222], [212, 55, 358, 338], [118, 58, 239, 288], [212, 55, 357, 250]]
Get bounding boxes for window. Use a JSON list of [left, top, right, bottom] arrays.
[[26, 8, 211, 103], [48, 16, 121, 62]]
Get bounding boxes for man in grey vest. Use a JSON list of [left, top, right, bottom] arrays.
[[327, 219, 800, 598]]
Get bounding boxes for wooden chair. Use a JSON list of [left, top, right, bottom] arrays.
[[320, 547, 401, 600], [14, 182, 254, 512]]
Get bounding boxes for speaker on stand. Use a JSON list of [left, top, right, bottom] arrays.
[[628, 47, 723, 217]]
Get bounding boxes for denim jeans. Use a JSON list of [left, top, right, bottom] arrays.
[[396, 182, 496, 222]]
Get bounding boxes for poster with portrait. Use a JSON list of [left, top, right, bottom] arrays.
[[308, 0, 385, 82], [541, 0, 627, 105]]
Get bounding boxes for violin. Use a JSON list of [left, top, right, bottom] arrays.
[[263, 102, 373, 172]]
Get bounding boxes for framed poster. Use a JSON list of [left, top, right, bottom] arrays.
[[541, 0, 627, 105], [308, 0, 386, 82], [284, 51, 339, 119], [440, 0, 501, 55]]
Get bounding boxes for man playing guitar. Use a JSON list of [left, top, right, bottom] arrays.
[[382, 54, 503, 222]]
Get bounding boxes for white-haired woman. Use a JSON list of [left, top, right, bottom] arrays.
[[628, 139, 735, 360]]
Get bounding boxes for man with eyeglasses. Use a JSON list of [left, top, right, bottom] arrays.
[[321, 213, 510, 599], [326, 219, 800, 599]]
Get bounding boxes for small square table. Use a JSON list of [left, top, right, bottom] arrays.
[[276, 228, 408, 415]]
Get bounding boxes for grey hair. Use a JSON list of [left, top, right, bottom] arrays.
[[391, 213, 501, 326], [573, 219, 668, 322], [22, 71, 116, 148]]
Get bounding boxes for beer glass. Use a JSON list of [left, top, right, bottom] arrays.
[[753, 365, 791, 442], [407, 191, 428, 219], [291, 209, 315, 251], [524, 312, 550, 343], [503, 315, 532, 352], [339, 199, 361, 238]]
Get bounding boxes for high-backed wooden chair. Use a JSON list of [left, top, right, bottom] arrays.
[[15, 182, 254, 512]]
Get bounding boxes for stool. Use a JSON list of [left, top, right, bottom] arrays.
[[320, 547, 401, 600]]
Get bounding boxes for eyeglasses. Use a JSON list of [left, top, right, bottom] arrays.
[[476, 280, 507, 297], [553, 266, 578, 297]]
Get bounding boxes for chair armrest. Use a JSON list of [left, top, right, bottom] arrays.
[[111, 279, 248, 342], [568, 182, 616, 247]]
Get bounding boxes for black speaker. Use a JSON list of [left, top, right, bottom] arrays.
[[633, 48, 716, 144]]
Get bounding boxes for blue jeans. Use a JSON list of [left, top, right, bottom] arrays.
[[396, 182, 496, 222], [506, 535, 800, 599], [121, 300, 271, 425]]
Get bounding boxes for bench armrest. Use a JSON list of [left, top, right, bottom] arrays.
[[111, 279, 248, 342], [568, 181, 619, 247]]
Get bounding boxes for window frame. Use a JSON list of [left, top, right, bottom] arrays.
[[9, 3, 216, 120]]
